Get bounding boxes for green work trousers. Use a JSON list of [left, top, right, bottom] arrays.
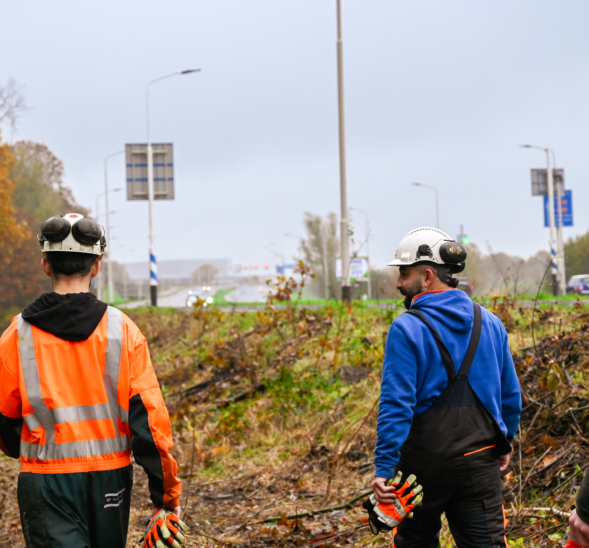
[[18, 464, 133, 548]]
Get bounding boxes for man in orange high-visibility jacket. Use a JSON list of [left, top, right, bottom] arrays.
[[0, 213, 182, 548]]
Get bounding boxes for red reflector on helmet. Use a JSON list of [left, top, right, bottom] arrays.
[[70, 215, 78, 218]]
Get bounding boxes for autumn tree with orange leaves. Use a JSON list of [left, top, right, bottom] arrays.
[[0, 136, 46, 315]]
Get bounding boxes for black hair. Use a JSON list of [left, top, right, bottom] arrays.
[[45, 252, 97, 278], [416, 262, 460, 289]]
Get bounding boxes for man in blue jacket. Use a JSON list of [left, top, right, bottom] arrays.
[[372, 227, 521, 548]]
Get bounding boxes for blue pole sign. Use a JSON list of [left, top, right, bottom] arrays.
[[543, 190, 573, 227]]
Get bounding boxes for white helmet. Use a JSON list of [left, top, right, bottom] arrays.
[[38, 213, 105, 256], [387, 227, 466, 272]]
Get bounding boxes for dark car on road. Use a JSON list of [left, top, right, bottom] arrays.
[[567, 275, 589, 295], [456, 277, 473, 296]]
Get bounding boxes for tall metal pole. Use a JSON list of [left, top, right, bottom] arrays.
[[554, 164, 566, 295], [104, 151, 123, 305], [336, 0, 351, 302], [545, 149, 558, 295], [145, 69, 201, 307], [146, 84, 158, 306]]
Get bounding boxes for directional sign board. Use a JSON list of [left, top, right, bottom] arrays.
[[336, 257, 369, 280], [531, 168, 565, 196], [125, 143, 174, 201], [544, 190, 573, 227]]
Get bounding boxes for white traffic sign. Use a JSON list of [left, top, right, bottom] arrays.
[[125, 143, 174, 201], [336, 257, 369, 279]]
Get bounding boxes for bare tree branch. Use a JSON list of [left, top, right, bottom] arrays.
[[0, 78, 28, 131]]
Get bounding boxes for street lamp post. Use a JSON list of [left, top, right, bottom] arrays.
[[95, 186, 122, 302], [520, 145, 560, 295], [411, 183, 439, 229], [146, 69, 201, 307], [104, 151, 124, 304], [336, 0, 351, 302], [349, 206, 371, 299]]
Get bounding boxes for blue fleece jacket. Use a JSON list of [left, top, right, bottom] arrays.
[[374, 289, 522, 479]]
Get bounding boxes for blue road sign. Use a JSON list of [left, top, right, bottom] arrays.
[[544, 190, 573, 227]]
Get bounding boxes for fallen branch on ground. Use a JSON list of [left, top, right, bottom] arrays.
[[248, 489, 372, 525]]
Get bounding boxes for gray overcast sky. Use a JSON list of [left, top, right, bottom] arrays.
[[2, 1, 589, 269]]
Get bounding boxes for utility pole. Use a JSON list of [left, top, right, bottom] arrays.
[[336, 0, 351, 302]]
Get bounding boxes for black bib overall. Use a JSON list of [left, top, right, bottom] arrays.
[[394, 303, 511, 548]]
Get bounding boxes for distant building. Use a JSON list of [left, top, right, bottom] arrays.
[[126, 259, 232, 284]]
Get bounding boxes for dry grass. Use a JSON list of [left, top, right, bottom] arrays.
[[0, 290, 587, 546]]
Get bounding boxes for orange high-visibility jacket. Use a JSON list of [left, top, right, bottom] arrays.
[[0, 306, 181, 508]]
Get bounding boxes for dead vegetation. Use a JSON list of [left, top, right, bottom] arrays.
[[0, 277, 588, 546], [119, 278, 589, 547]]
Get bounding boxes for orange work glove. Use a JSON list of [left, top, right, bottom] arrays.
[[141, 508, 189, 548], [363, 471, 424, 535]]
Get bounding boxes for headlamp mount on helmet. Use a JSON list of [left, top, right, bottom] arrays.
[[416, 244, 434, 260], [38, 214, 106, 256]]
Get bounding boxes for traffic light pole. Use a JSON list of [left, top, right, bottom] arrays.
[[336, 0, 351, 302]]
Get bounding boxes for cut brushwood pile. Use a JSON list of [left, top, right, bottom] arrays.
[[504, 311, 589, 546]]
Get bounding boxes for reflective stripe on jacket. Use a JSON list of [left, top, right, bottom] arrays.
[[17, 306, 130, 464], [0, 306, 181, 508]]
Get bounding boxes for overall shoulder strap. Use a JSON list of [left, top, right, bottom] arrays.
[[457, 303, 482, 378], [406, 309, 456, 381]]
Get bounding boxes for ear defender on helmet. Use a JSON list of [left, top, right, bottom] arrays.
[[71, 218, 102, 246], [38, 214, 106, 256], [439, 241, 467, 283], [439, 242, 467, 265], [39, 216, 71, 243]]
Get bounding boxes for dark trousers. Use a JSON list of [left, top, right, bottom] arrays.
[[18, 464, 133, 548], [395, 448, 506, 548]]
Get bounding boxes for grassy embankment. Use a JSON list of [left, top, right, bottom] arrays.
[[0, 291, 587, 546], [121, 294, 589, 547]]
